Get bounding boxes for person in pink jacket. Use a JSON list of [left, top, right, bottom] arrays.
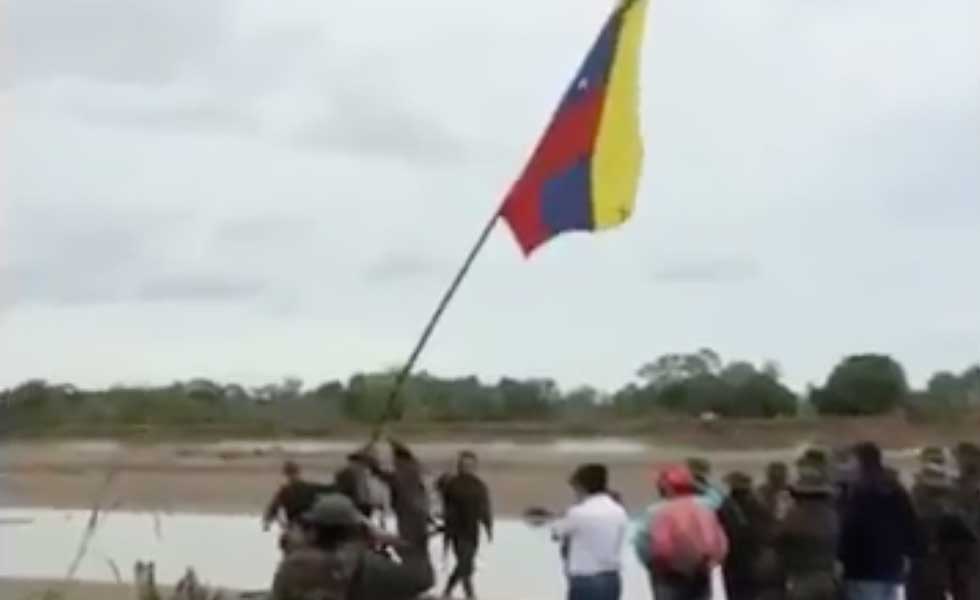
[[633, 464, 729, 600]]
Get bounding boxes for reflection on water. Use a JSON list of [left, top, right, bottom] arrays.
[[196, 438, 650, 457], [0, 509, 732, 600]]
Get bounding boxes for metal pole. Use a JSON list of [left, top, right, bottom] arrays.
[[371, 209, 503, 441]]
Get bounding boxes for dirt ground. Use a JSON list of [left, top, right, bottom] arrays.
[[0, 578, 157, 600], [0, 434, 937, 516]]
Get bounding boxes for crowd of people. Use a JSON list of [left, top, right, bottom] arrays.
[[260, 439, 980, 600]]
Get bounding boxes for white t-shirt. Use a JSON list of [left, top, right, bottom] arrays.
[[552, 493, 629, 576]]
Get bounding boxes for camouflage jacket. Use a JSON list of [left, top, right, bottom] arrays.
[[271, 542, 433, 600]]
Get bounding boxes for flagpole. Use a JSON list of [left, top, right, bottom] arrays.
[[371, 207, 503, 441]]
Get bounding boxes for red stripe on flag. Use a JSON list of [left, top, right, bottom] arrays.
[[501, 87, 606, 255]]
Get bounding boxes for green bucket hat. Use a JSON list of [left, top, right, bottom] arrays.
[[916, 463, 953, 489], [919, 446, 947, 466], [301, 494, 363, 527], [725, 471, 753, 492], [791, 463, 834, 497], [686, 457, 712, 480]]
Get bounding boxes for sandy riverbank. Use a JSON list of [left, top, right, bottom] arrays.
[[0, 578, 166, 600], [0, 437, 930, 516]]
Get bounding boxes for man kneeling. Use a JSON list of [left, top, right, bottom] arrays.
[[271, 493, 433, 600]]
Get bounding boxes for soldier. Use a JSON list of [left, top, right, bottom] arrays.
[[264, 461, 325, 529], [440, 450, 494, 600], [335, 450, 375, 518], [798, 448, 829, 472], [758, 462, 790, 520], [719, 471, 778, 600], [264, 460, 334, 551], [774, 461, 839, 600], [950, 443, 980, 600], [270, 493, 434, 600], [686, 456, 726, 510], [687, 457, 712, 488], [906, 456, 970, 600], [368, 440, 431, 551], [830, 446, 857, 515]]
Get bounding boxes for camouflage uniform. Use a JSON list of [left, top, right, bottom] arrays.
[[950, 456, 980, 600], [775, 464, 839, 600], [757, 462, 790, 521], [371, 441, 431, 551], [271, 494, 434, 600], [687, 457, 712, 483], [719, 472, 780, 600]]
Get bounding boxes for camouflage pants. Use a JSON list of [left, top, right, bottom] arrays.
[[907, 555, 949, 600], [949, 548, 980, 600], [786, 572, 837, 600]]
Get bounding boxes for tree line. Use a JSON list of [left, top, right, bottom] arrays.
[[2, 349, 979, 435]]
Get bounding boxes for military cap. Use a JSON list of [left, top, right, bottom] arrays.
[[791, 463, 834, 496], [916, 462, 952, 489], [725, 471, 753, 492], [686, 457, 712, 479], [918, 446, 947, 466], [301, 494, 363, 527]]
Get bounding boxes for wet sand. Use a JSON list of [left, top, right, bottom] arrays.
[[0, 578, 168, 600], [0, 437, 931, 516], [0, 438, 829, 516]]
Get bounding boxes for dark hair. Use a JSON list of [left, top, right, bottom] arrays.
[[390, 441, 416, 463], [571, 464, 608, 495], [956, 442, 980, 464], [459, 450, 478, 461], [767, 462, 788, 477], [799, 448, 829, 468], [283, 460, 300, 477], [854, 442, 883, 471], [307, 523, 362, 551]]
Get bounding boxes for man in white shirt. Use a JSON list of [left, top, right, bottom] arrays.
[[553, 463, 629, 600]]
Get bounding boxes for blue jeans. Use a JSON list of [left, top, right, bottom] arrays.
[[843, 580, 902, 600], [568, 571, 622, 600]]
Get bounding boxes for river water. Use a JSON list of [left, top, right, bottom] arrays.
[[0, 508, 732, 600]]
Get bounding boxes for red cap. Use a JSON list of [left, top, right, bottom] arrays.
[[657, 464, 696, 495]]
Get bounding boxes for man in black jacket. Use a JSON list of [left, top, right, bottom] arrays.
[[439, 450, 494, 600], [839, 442, 924, 600], [335, 450, 375, 518], [264, 460, 336, 553]]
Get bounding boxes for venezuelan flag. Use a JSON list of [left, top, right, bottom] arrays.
[[500, 0, 649, 256]]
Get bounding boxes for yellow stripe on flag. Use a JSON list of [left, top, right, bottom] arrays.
[[591, 0, 648, 230]]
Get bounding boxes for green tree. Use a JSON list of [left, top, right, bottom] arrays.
[[730, 374, 797, 417], [811, 354, 908, 415], [344, 373, 396, 422], [637, 348, 722, 390], [720, 361, 757, 386]]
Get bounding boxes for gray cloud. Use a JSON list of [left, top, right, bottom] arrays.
[[212, 215, 317, 245], [364, 253, 442, 284], [7, 0, 232, 86], [1, 0, 977, 392], [137, 273, 265, 302], [293, 87, 466, 164], [2, 202, 192, 306], [652, 258, 760, 284], [74, 100, 259, 136], [8, 0, 470, 164]]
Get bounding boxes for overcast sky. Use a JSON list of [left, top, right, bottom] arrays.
[[1, 0, 977, 393]]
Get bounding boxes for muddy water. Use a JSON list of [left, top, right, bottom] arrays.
[[0, 508, 732, 600]]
